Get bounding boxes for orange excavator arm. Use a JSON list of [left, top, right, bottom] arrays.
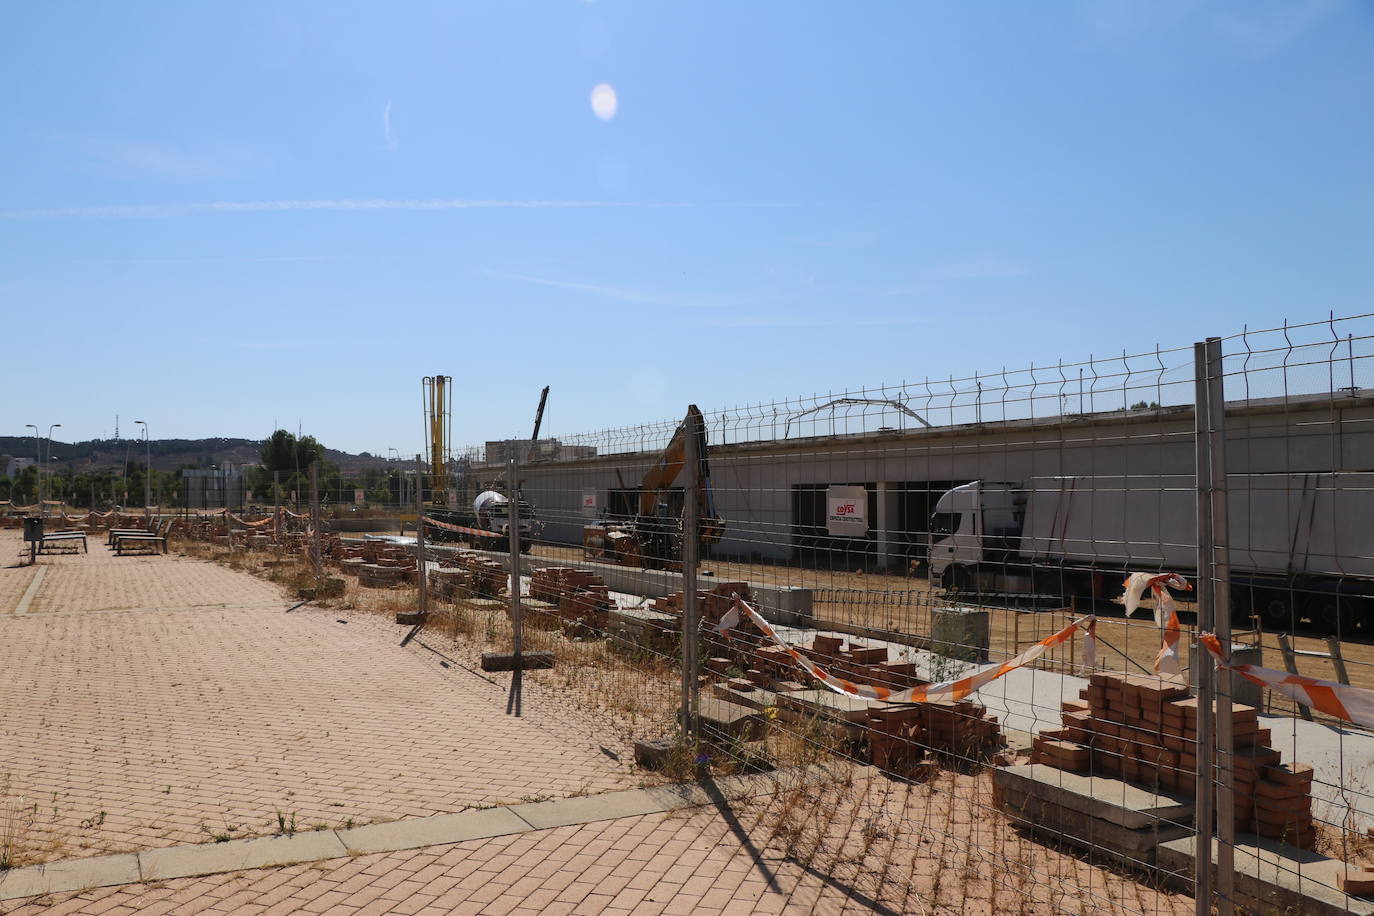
[[637, 407, 698, 516], [636, 405, 721, 544]]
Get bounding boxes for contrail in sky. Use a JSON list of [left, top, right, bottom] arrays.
[[383, 100, 397, 151], [0, 199, 690, 219]]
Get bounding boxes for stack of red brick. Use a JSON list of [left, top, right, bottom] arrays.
[[922, 700, 1003, 758], [803, 635, 926, 691], [427, 567, 474, 600], [1032, 672, 1316, 849], [448, 551, 507, 597], [527, 567, 612, 633], [651, 582, 753, 627]]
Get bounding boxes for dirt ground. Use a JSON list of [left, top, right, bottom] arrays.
[[525, 543, 1374, 703]]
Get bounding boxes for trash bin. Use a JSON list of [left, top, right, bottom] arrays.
[[22, 516, 43, 542]]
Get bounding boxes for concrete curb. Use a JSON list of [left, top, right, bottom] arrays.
[[13, 566, 45, 615], [0, 764, 866, 902]]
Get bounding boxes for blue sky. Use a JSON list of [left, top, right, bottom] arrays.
[[2, 1, 1372, 456]]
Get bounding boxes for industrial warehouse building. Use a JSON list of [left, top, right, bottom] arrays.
[[466, 390, 1373, 581]]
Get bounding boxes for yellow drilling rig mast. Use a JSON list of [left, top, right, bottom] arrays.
[[422, 375, 452, 505]]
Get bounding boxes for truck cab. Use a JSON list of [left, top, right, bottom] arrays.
[[928, 481, 1025, 592], [473, 490, 542, 551]]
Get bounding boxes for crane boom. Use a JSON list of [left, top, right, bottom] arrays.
[[525, 386, 549, 464]]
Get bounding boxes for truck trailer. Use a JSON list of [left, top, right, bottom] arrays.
[[927, 473, 1374, 632]]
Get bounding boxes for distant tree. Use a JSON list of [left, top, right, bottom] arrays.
[[1130, 400, 1161, 410], [261, 429, 298, 473], [295, 434, 324, 469]]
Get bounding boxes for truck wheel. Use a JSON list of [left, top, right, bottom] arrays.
[[947, 566, 974, 595], [1261, 594, 1292, 629], [1317, 598, 1355, 636]]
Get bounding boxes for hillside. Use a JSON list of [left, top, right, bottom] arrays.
[[0, 436, 385, 474]]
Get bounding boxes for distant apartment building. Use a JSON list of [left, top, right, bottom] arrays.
[[3, 457, 35, 479], [483, 439, 598, 465]]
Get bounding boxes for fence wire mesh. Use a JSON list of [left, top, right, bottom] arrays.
[[44, 310, 1372, 913]]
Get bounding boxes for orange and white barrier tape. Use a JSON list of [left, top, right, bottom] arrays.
[[423, 515, 504, 540], [1124, 572, 1191, 678], [719, 595, 1094, 704], [228, 513, 276, 529], [1200, 633, 1374, 728]]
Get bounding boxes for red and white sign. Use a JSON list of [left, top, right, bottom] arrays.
[[581, 489, 598, 517], [825, 485, 868, 537], [354, 489, 366, 505]]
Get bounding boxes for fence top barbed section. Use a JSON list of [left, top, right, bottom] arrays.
[[454, 312, 1374, 464]]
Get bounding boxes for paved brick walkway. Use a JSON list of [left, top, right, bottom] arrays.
[[3, 529, 283, 615], [0, 531, 1198, 914], [0, 532, 637, 865], [0, 785, 1195, 915], [0, 808, 834, 916]]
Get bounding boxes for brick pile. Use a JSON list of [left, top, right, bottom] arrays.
[[802, 635, 927, 691], [427, 567, 473, 601], [527, 567, 612, 634], [358, 564, 403, 588], [1032, 672, 1316, 850], [651, 581, 753, 626], [447, 551, 507, 597], [921, 700, 1003, 758]]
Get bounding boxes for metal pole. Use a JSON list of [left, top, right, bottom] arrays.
[[273, 471, 281, 544], [1192, 341, 1217, 915], [508, 451, 522, 670], [309, 460, 321, 580], [681, 409, 701, 744], [416, 454, 428, 621], [1205, 337, 1235, 914]]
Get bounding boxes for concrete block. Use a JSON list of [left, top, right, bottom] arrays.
[[931, 606, 990, 661], [139, 830, 348, 881], [511, 785, 706, 830], [1158, 833, 1374, 916], [999, 787, 1190, 865], [339, 808, 530, 855], [994, 764, 1194, 830], [698, 696, 766, 741], [479, 651, 555, 671], [776, 689, 882, 723], [0, 853, 140, 902], [432, 545, 814, 627]]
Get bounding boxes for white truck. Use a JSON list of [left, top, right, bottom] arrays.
[[927, 474, 1374, 632], [472, 490, 541, 553]]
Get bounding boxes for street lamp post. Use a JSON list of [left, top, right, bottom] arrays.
[[135, 421, 151, 516], [46, 424, 61, 515], [24, 424, 38, 511]]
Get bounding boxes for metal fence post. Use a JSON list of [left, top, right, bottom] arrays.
[[273, 471, 280, 544], [309, 460, 321, 581], [1204, 336, 1236, 914], [416, 453, 428, 621], [681, 409, 701, 745], [508, 451, 522, 672], [1192, 341, 1216, 914]]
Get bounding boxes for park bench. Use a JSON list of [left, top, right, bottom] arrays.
[[107, 527, 152, 546], [113, 520, 171, 555], [39, 530, 88, 554]]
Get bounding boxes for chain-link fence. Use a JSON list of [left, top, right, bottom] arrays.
[[139, 310, 1374, 913]]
